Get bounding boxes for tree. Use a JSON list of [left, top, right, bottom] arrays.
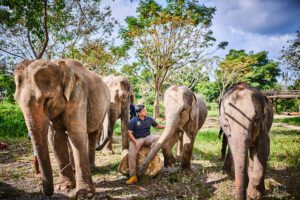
[[0, 0, 116, 68], [281, 31, 300, 71], [121, 0, 226, 118], [215, 49, 280, 98], [68, 40, 127, 76]]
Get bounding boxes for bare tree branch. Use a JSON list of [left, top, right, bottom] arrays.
[[0, 48, 27, 59], [37, 0, 49, 59]]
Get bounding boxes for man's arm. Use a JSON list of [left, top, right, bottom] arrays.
[[155, 124, 165, 129]]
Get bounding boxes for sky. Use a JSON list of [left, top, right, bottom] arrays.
[[104, 0, 300, 62]]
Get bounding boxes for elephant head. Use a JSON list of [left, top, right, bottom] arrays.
[[97, 75, 132, 151], [14, 59, 75, 196], [139, 86, 199, 174]]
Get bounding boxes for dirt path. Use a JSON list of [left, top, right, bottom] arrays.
[[272, 123, 300, 130]]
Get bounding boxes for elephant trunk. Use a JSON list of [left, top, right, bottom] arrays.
[[139, 123, 176, 175], [23, 105, 53, 196], [96, 113, 112, 151]]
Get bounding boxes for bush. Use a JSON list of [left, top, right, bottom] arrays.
[[0, 101, 27, 138]]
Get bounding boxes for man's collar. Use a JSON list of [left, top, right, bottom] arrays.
[[137, 115, 147, 120]]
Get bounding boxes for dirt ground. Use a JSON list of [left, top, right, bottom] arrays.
[[0, 116, 299, 199]]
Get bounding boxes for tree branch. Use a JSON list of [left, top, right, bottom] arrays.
[[37, 0, 49, 59], [0, 48, 27, 59], [27, 29, 38, 59]]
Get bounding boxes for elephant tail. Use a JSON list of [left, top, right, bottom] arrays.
[[96, 135, 110, 151]]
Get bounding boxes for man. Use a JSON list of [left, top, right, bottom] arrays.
[[126, 104, 165, 184], [129, 95, 136, 119]]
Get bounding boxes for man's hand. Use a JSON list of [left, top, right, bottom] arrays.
[[135, 139, 144, 151]]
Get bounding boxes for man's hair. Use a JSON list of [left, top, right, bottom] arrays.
[[135, 104, 145, 113]]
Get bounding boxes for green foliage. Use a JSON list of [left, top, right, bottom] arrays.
[[120, 0, 224, 118], [67, 40, 121, 76], [0, 101, 27, 138], [195, 79, 219, 102], [281, 30, 300, 71], [218, 49, 280, 90], [0, 0, 117, 64], [273, 116, 300, 126], [0, 72, 15, 102], [277, 99, 300, 113]]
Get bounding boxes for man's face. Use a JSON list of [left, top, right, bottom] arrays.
[[138, 108, 147, 117]]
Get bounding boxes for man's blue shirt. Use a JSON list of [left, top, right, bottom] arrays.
[[128, 116, 158, 139]]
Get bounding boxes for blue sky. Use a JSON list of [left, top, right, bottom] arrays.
[[104, 0, 300, 62]]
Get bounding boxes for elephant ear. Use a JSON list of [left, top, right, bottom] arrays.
[[187, 93, 198, 129], [58, 61, 75, 101]]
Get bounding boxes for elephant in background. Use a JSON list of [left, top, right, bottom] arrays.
[[96, 75, 132, 152], [139, 86, 207, 175], [219, 83, 273, 200], [14, 59, 110, 197]]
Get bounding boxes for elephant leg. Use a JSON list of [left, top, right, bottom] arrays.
[[102, 116, 116, 154], [181, 131, 196, 172], [48, 126, 75, 191], [88, 130, 98, 168], [162, 131, 179, 168], [247, 132, 269, 199], [221, 134, 228, 160], [67, 139, 75, 172], [230, 137, 249, 200], [68, 130, 94, 196], [223, 147, 233, 174], [121, 105, 130, 150], [176, 131, 183, 161], [103, 137, 113, 153]]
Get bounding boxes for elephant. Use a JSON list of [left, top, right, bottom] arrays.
[[14, 59, 110, 197], [219, 83, 273, 200], [96, 75, 132, 152], [138, 85, 207, 175]]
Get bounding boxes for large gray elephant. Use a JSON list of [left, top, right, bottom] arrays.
[[96, 75, 131, 152], [219, 83, 273, 200], [14, 59, 110, 197], [138, 86, 207, 175]]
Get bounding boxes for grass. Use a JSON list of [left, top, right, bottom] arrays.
[[0, 101, 27, 138], [1, 125, 300, 199], [273, 116, 300, 126]]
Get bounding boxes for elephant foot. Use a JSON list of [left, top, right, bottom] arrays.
[[70, 183, 95, 199], [90, 162, 96, 169], [55, 180, 75, 192], [164, 156, 176, 168], [247, 184, 264, 200], [181, 160, 191, 171]]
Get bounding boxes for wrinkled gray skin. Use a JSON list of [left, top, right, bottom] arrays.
[[96, 75, 131, 152], [14, 59, 110, 197], [219, 83, 273, 200], [138, 86, 207, 175]]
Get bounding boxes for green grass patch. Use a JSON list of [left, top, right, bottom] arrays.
[[273, 116, 300, 126], [194, 127, 300, 171], [207, 102, 219, 118], [0, 101, 27, 138], [269, 127, 300, 170]]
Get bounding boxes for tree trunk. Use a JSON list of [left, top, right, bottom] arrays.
[[154, 90, 160, 119]]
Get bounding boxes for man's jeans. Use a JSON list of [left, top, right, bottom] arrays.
[[129, 135, 158, 176]]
